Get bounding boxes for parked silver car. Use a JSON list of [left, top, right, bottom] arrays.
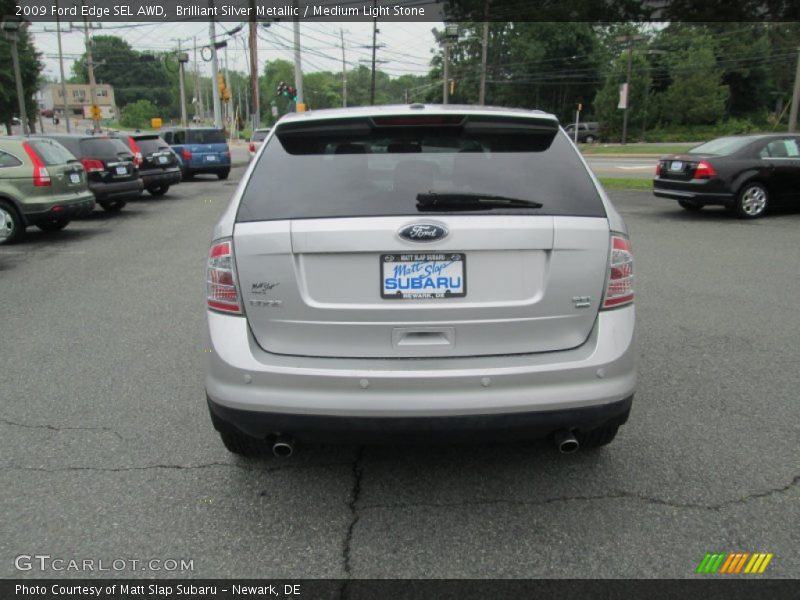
[[205, 105, 635, 457]]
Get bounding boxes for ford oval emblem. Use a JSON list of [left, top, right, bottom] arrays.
[[398, 223, 448, 243]]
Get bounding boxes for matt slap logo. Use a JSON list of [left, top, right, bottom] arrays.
[[696, 552, 773, 574]]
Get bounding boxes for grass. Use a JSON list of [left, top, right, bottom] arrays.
[[598, 177, 653, 191], [580, 143, 695, 156]]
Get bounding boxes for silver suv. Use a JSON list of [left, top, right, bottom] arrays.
[[205, 105, 635, 457]]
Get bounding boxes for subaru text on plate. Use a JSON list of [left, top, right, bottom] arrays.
[[205, 105, 636, 457]]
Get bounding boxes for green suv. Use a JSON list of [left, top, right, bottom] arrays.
[[0, 136, 95, 245]]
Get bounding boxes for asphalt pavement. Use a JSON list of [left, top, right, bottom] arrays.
[[1, 171, 798, 579]]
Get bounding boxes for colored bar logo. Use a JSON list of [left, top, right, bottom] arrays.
[[696, 553, 773, 574]]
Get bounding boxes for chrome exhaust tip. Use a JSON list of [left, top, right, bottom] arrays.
[[553, 430, 580, 454], [272, 436, 294, 458]]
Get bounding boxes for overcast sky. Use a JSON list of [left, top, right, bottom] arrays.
[[29, 20, 440, 84]]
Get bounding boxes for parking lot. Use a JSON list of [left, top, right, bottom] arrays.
[[1, 167, 798, 579]]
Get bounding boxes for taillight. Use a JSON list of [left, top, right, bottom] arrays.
[[693, 160, 717, 179], [181, 148, 192, 161], [655, 161, 662, 177], [207, 239, 242, 314], [249, 142, 255, 153], [128, 137, 142, 168], [22, 142, 51, 187], [601, 234, 634, 309], [226, 150, 232, 159], [81, 158, 104, 173]]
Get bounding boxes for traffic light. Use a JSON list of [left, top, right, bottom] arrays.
[[90, 105, 101, 120], [217, 73, 231, 102], [276, 82, 298, 102], [449, 79, 456, 95]]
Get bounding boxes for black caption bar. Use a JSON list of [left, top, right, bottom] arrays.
[[2, 580, 799, 600], [5, 0, 800, 22]]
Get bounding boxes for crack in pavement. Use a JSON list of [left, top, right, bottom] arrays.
[[3, 461, 353, 475], [339, 446, 365, 600], [0, 418, 125, 440], [357, 474, 799, 513]]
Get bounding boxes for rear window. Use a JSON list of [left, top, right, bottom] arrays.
[[27, 138, 75, 166], [186, 129, 226, 144], [252, 129, 270, 142], [134, 137, 169, 154], [690, 137, 753, 156], [80, 138, 132, 159], [237, 116, 604, 222]]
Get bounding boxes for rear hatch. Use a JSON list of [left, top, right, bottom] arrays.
[[79, 137, 137, 184], [24, 138, 86, 197], [134, 135, 178, 171], [233, 113, 610, 359], [186, 129, 230, 166]]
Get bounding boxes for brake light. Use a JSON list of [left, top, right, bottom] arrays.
[[693, 160, 717, 179], [249, 142, 255, 153], [655, 161, 662, 177], [601, 234, 634, 309], [81, 158, 104, 173], [227, 150, 232, 159], [207, 240, 242, 314], [128, 137, 142, 168], [181, 148, 192, 161], [22, 142, 51, 187]]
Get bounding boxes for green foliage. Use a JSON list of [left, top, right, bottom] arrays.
[[119, 99, 159, 129], [0, 1, 44, 132], [593, 51, 652, 140]]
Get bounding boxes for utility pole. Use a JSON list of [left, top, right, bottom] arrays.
[[617, 33, 645, 145], [340, 28, 347, 107], [209, 2, 222, 129], [248, 6, 260, 129], [442, 24, 458, 105], [81, 3, 99, 132], [789, 46, 800, 133], [55, 1, 70, 132], [224, 44, 233, 123], [2, 20, 28, 135], [174, 39, 189, 127], [292, 6, 304, 108], [194, 36, 203, 122], [370, 0, 377, 105], [478, 1, 490, 105]]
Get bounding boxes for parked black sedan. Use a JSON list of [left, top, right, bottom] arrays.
[[653, 134, 800, 219], [111, 132, 182, 197], [34, 134, 143, 212]]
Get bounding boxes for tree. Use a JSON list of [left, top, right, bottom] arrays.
[[0, 1, 44, 133], [119, 99, 158, 129], [593, 51, 651, 140]]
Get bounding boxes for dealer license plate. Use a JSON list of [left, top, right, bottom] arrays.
[[381, 253, 466, 300], [69, 173, 81, 184]]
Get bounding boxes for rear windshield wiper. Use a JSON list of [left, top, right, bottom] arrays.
[[416, 192, 543, 211]]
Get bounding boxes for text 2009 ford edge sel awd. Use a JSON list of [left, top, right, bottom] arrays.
[[205, 105, 635, 457]]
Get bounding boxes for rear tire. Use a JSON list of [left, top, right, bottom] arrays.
[[147, 185, 169, 197], [585, 135, 595, 144], [99, 200, 127, 212], [219, 432, 272, 457], [678, 199, 702, 211], [734, 182, 768, 219], [0, 200, 24, 245], [36, 219, 70, 232], [576, 424, 619, 449], [217, 170, 230, 180]]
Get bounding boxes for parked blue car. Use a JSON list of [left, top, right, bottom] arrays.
[[162, 128, 231, 180]]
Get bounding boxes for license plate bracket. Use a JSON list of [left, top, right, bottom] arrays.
[[380, 253, 466, 300]]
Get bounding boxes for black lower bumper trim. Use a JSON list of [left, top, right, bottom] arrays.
[[24, 197, 96, 224], [207, 395, 633, 444]]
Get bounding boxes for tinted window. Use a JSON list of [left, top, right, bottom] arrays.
[[27, 139, 75, 165], [690, 137, 753, 156], [135, 136, 169, 154], [172, 131, 185, 144], [760, 138, 800, 158], [237, 117, 604, 222], [187, 129, 225, 144], [163, 131, 173, 144], [80, 138, 132, 159], [0, 150, 22, 168], [252, 129, 270, 142]]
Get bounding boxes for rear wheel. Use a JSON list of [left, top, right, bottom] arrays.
[[585, 135, 595, 144], [217, 170, 230, 180], [219, 432, 272, 457], [147, 185, 170, 197], [576, 424, 619, 450], [678, 199, 702, 211], [734, 182, 768, 219], [99, 200, 127, 212], [0, 200, 24, 245], [36, 219, 70, 232]]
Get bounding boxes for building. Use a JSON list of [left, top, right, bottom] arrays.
[[39, 83, 118, 119]]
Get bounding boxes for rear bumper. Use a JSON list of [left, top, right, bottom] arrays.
[[653, 180, 735, 205], [140, 168, 181, 188], [90, 178, 144, 201], [205, 306, 636, 439], [23, 194, 96, 224]]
